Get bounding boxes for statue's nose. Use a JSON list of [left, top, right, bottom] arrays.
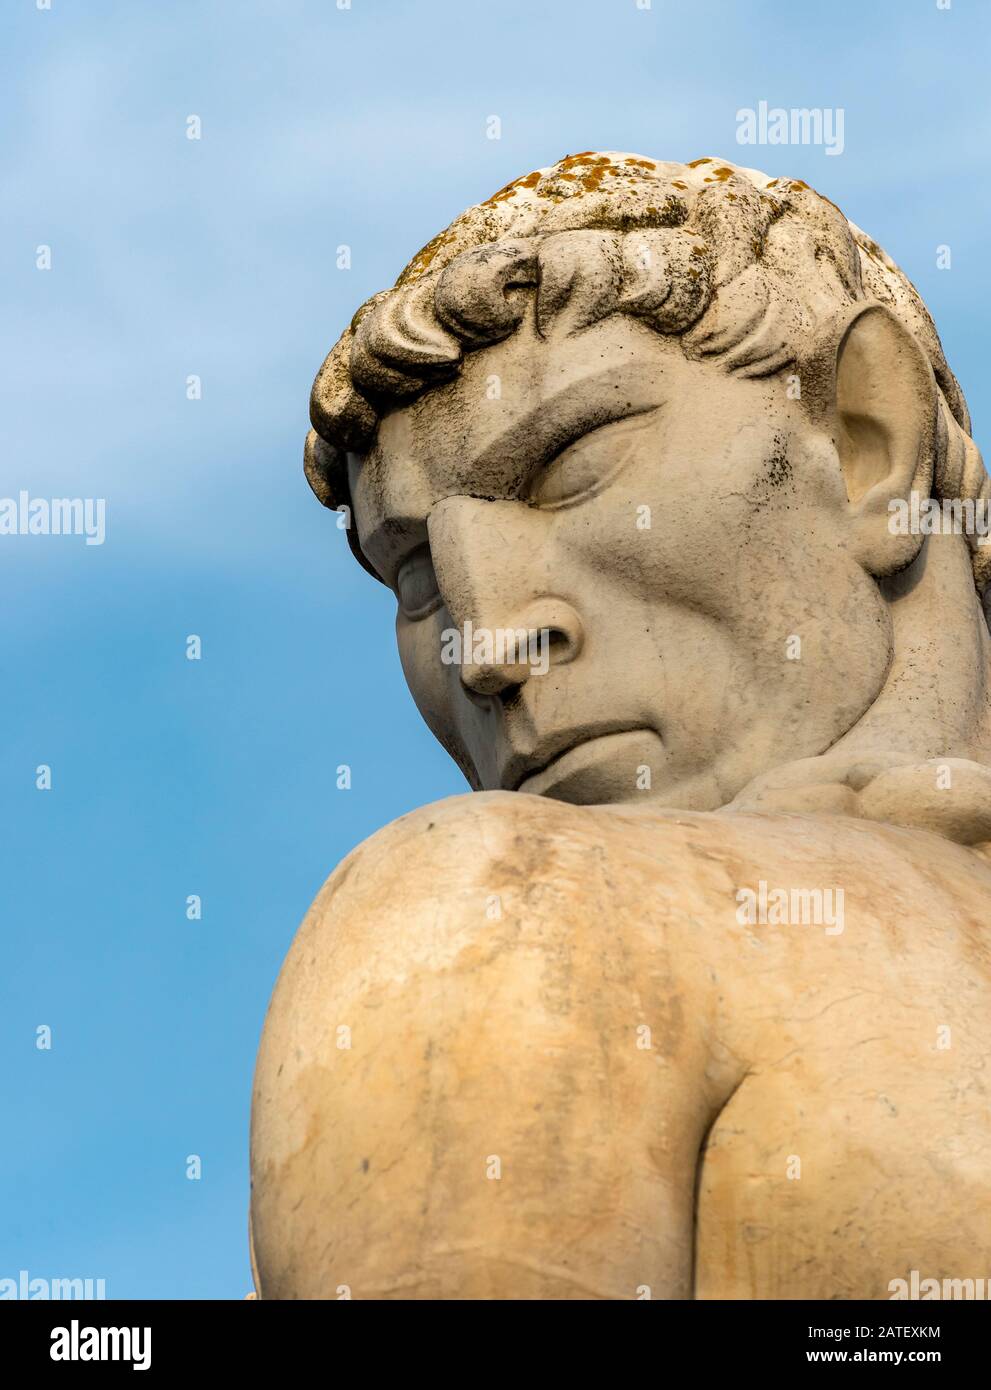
[[427, 496, 584, 698], [458, 610, 581, 697]]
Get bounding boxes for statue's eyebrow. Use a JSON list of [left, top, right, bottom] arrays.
[[358, 365, 667, 577], [468, 367, 666, 493]]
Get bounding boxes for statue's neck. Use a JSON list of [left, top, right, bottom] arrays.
[[724, 534, 991, 848]]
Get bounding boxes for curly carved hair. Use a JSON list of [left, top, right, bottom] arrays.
[[305, 151, 991, 602]]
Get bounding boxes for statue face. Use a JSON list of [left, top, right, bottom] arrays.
[[349, 309, 895, 809]]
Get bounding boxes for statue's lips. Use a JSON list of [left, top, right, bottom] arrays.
[[509, 726, 661, 799]]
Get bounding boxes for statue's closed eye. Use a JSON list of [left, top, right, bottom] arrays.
[[526, 410, 657, 508], [396, 545, 441, 620]]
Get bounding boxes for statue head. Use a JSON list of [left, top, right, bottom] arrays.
[[305, 153, 991, 843]]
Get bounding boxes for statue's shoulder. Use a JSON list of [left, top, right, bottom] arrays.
[[314, 791, 738, 909], [294, 793, 991, 982], [290, 792, 739, 974], [296, 794, 782, 962]]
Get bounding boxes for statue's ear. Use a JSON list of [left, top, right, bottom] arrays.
[[833, 303, 937, 577]]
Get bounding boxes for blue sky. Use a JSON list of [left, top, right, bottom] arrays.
[[1, 0, 988, 1299]]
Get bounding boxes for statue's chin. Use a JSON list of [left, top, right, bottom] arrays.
[[512, 728, 665, 805]]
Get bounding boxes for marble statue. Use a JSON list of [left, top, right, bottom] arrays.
[[250, 153, 991, 1299]]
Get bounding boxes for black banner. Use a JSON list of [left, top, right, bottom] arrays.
[[4, 1298, 986, 1375]]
